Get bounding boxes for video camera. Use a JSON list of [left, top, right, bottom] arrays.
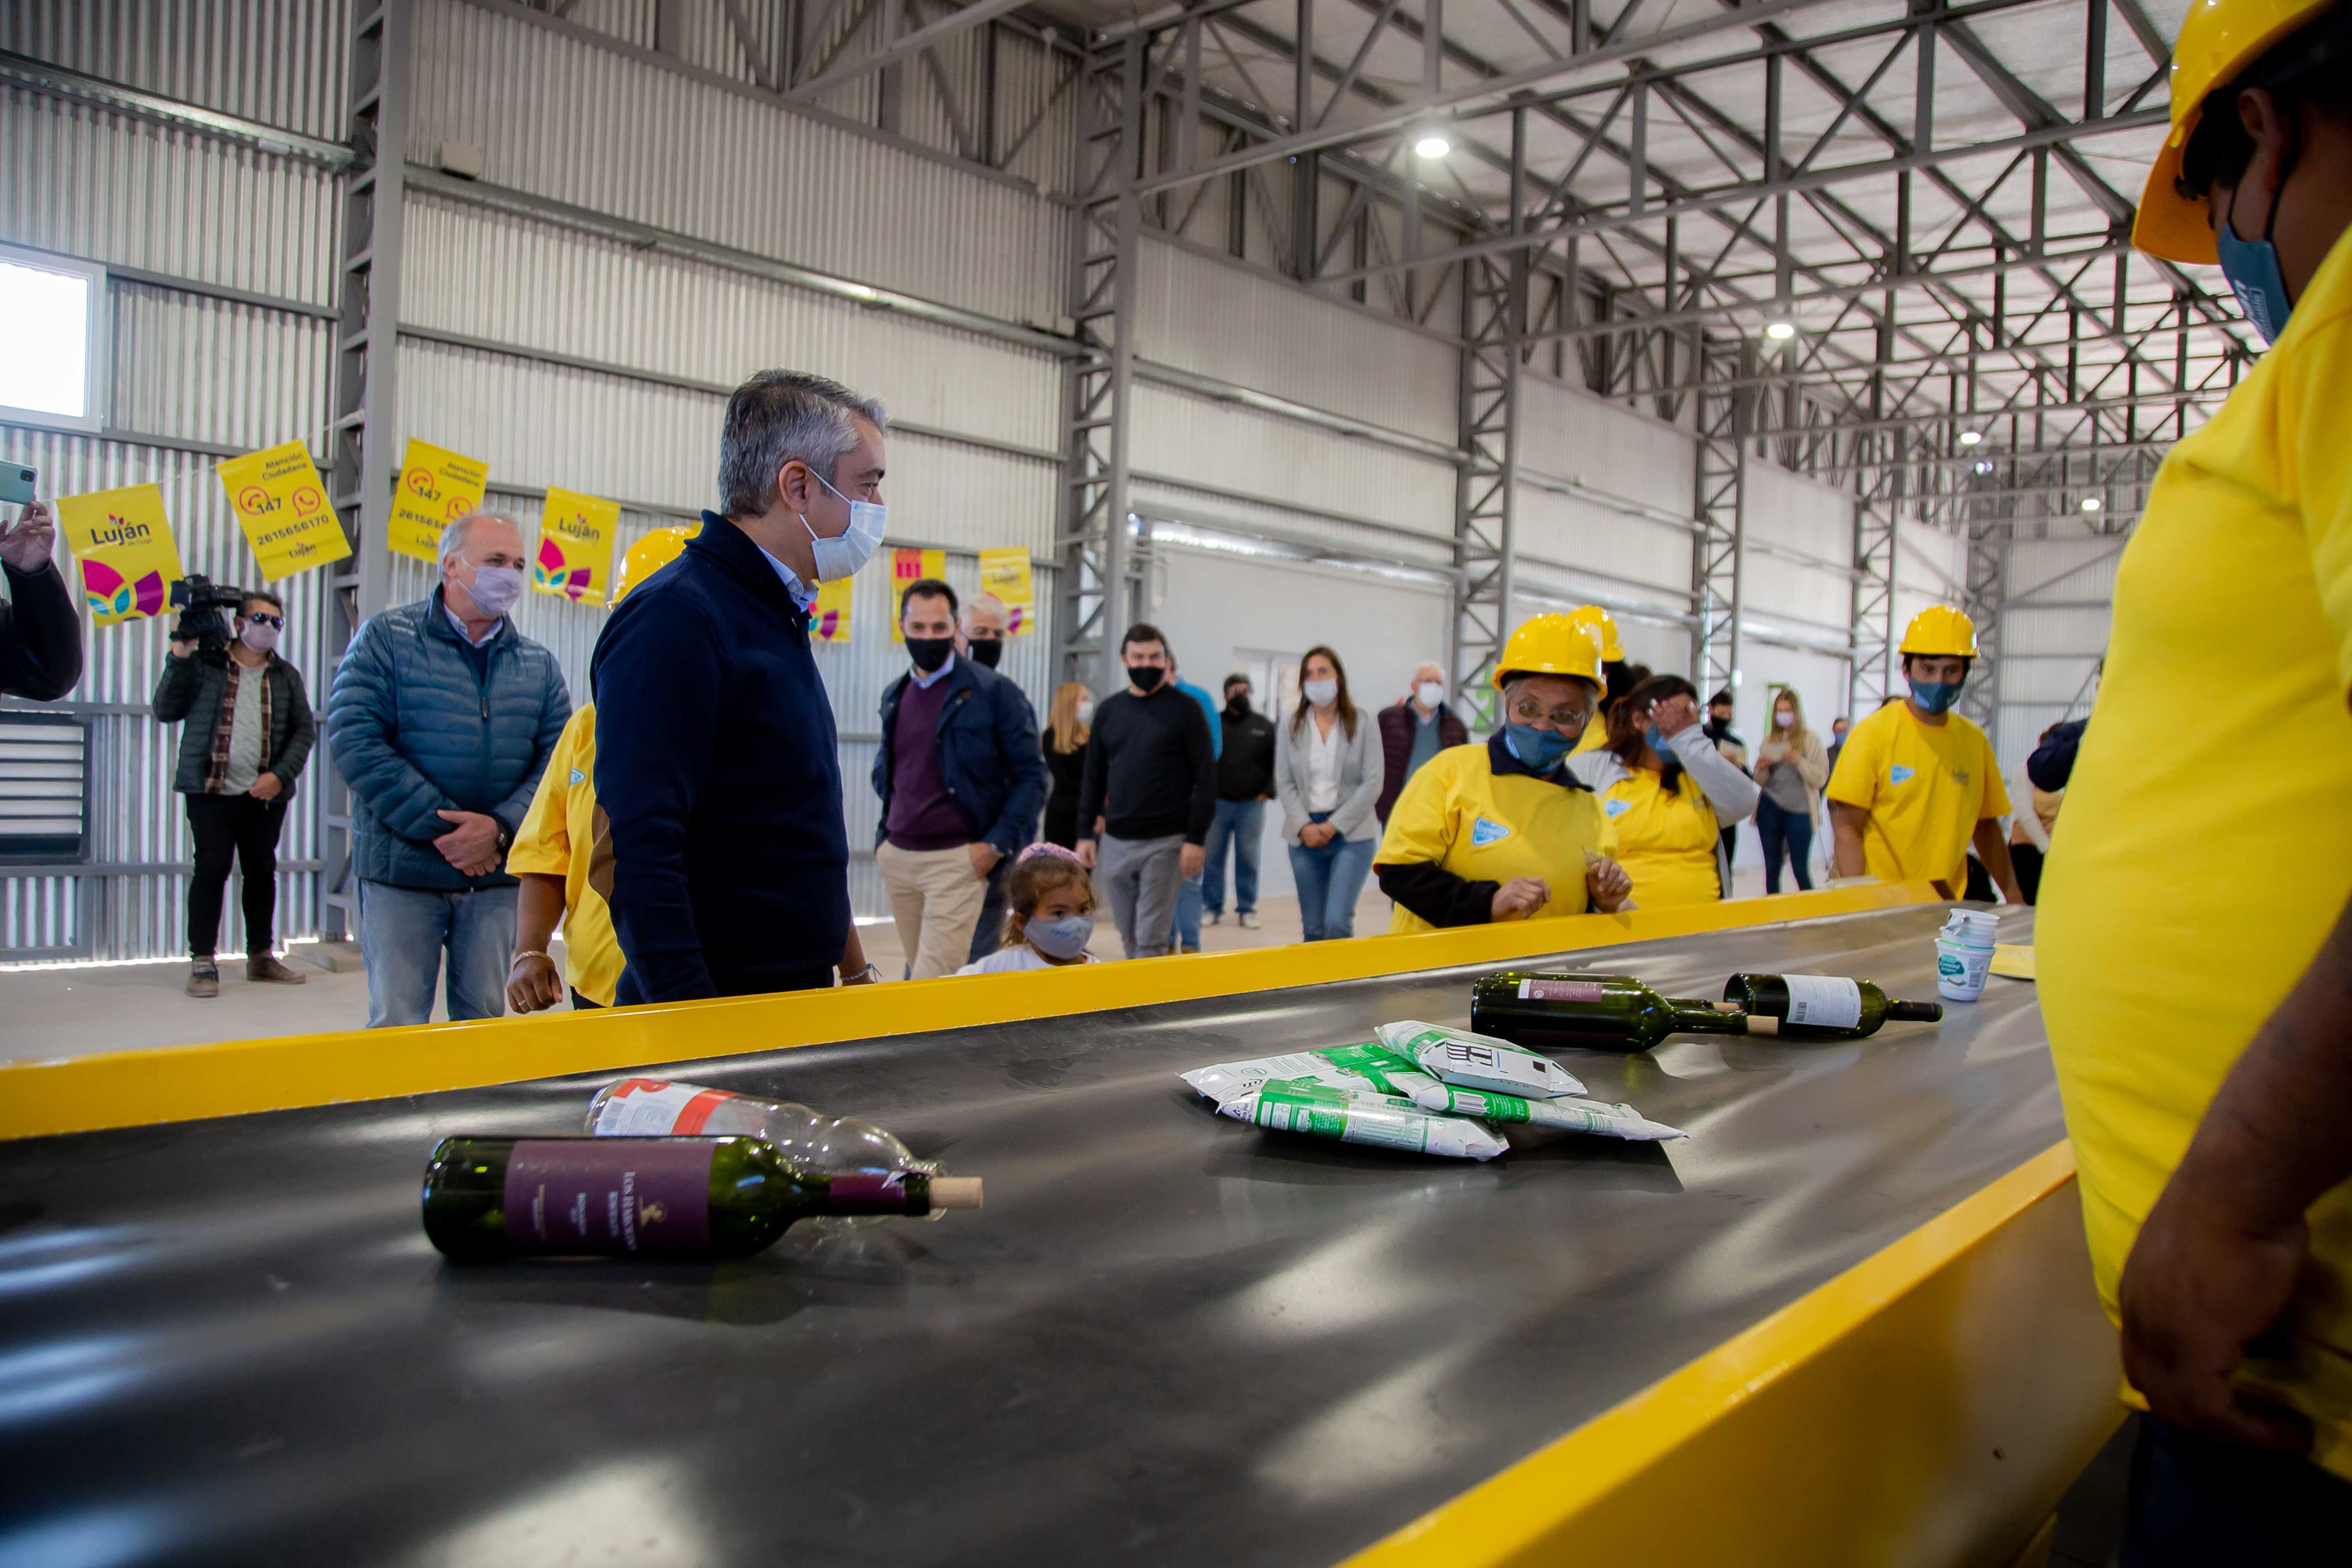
[[168, 575, 250, 656]]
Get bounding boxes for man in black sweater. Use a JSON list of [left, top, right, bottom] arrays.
[[1075, 623, 1214, 959], [1206, 673, 1275, 928]]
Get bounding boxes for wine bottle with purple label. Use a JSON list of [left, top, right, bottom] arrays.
[[1719, 974, 1942, 1040], [420, 1135, 982, 1262], [1468, 972, 1765, 1052]]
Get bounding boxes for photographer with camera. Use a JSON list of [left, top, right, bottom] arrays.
[[154, 581, 315, 997], [1, 496, 83, 701]]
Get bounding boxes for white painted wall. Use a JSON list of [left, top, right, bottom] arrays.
[[1142, 547, 1452, 902]]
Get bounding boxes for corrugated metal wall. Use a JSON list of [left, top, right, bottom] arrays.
[[0, 10, 341, 960], [1994, 534, 2115, 786]]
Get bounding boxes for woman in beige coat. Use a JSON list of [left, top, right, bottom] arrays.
[[1752, 687, 1830, 892]]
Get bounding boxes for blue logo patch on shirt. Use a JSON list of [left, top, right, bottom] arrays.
[[569, 767, 586, 786], [1470, 816, 1512, 846], [1889, 764, 1915, 785], [1603, 797, 1633, 819]]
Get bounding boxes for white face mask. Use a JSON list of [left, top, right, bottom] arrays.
[[804, 470, 886, 581], [1773, 710, 1794, 728], [1303, 677, 1339, 708], [1074, 700, 1095, 726], [238, 621, 280, 654], [456, 562, 524, 619], [1416, 680, 1446, 709]]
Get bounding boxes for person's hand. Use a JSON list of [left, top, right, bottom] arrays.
[[1490, 877, 1550, 921], [1076, 838, 1098, 870], [168, 639, 197, 659], [2119, 1177, 2313, 1452], [507, 950, 564, 1013], [1650, 693, 1702, 740], [1299, 821, 1335, 848], [434, 810, 503, 877], [0, 500, 56, 573], [246, 772, 283, 802], [1585, 856, 1633, 912], [1179, 842, 1205, 879], [967, 841, 1002, 879]]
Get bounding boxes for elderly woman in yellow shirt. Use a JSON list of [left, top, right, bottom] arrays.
[[1373, 614, 1632, 930], [1566, 672, 1760, 908]]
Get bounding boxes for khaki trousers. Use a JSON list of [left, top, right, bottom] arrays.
[[876, 840, 990, 979]]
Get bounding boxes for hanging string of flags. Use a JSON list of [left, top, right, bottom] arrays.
[[48, 435, 1039, 642]]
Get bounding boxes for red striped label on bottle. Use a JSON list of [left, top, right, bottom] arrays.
[[594, 1078, 738, 1137]]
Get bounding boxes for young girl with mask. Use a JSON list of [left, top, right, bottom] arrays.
[[1567, 673, 1760, 908], [956, 843, 1100, 973]]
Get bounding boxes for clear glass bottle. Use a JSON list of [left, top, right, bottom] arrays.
[[584, 1078, 939, 1181]]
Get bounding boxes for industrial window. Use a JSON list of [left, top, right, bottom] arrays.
[[0, 243, 107, 435], [0, 713, 89, 866]]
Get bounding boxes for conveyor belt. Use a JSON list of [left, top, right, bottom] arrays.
[[0, 902, 2053, 1566]]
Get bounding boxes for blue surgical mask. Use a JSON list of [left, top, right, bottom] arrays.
[[1504, 723, 1573, 772], [1907, 677, 1963, 715], [1025, 912, 1094, 961], [1644, 723, 1667, 757], [803, 471, 886, 581], [2217, 183, 2294, 345]]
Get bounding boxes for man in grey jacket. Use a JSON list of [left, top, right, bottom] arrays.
[[328, 512, 570, 1027]]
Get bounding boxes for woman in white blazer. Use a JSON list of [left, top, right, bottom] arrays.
[[1273, 646, 1384, 940]]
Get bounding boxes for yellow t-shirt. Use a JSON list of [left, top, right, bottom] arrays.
[[2039, 230, 2352, 1475], [1601, 766, 1722, 909], [1375, 740, 1618, 935], [507, 704, 622, 1008], [1572, 718, 1609, 755], [1823, 700, 2008, 891]]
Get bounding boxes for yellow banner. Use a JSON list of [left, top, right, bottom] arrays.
[[532, 487, 620, 605], [810, 575, 853, 643], [887, 547, 946, 643], [978, 547, 1037, 636], [389, 438, 489, 564], [216, 441, 351, 582], [56, 483, 184, 627]]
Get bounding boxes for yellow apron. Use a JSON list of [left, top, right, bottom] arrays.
[[1601, 766, 1722, 909]]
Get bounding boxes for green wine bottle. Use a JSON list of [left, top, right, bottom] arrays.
[[421, 1136, 982, 1262], [1720, 973, 1942, 1039], [1469, 972, 1769, 1053]]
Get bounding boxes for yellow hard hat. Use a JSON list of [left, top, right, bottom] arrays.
[[2132, 0, 2338, 263], [1567, 604, 1624, 663], [1494, 613, 1605, 690], [612, 524, 700, 604], [1899, 605, 1979, 659]]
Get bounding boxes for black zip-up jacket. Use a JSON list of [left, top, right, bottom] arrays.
[[153, 647, 315, 796], [0, 560, 81, 700], [1216, 708, 1276, 801], [1074, 685, 1215, 844]]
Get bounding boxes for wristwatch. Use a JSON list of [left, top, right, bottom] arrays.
[[494, 819, 515, 853]]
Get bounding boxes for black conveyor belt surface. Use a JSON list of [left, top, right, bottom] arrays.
[[0, 904, 2055, 1566]]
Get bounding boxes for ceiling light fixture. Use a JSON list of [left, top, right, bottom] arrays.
[[1763, 319, 1796, 341], [1957, 430, 1983, 446], [1414, 132, 1452, 159], [2081, 497, 2103, 513]]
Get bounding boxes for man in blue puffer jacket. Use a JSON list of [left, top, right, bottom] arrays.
[[328, 511, 571, 1027]]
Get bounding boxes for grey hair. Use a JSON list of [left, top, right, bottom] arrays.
[[718, 370, 888, 517], [438, 510, 522, 566]]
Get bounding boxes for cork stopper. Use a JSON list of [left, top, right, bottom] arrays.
[[1741, 1014, 1781, 1036], [929, 1177, 984, 1210]]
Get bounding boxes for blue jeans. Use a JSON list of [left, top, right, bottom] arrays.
[[1288, 812, 1377, 941], [1755, 796, 1814, 893], [358, 879, 519, 1028], [1204, 797, 1264, 915], [1175, 870, 1204, 950], [2121, 1414, 2352, 1566]]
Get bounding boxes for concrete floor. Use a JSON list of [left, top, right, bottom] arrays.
[[0, 867, 1800, 1065]]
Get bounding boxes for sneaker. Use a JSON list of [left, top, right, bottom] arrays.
[[187, 960, 219, 998], [1206, 912, 1223, 926], [1238, 912, 1259, 930], [246, 953, 308, 985]]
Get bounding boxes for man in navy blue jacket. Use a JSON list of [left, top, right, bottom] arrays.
[[874, 577, 1044, 977], [590, 372, 888, 1003], [329, 511, 571, 1027]]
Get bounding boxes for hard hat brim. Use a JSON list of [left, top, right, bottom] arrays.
[[2134, 132, 2219, 266]]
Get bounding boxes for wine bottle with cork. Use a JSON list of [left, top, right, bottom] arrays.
[[1470, 972, 1778, 1052], [1720, 974, 1943, 1040], [421, 1135, 982, 1262]]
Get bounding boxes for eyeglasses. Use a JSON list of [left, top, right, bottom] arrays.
[[244, 613, 284, 629], [1509, 698, 1592, 727]]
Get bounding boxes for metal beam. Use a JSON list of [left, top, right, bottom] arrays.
[[782, 0, 1030, 102]]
